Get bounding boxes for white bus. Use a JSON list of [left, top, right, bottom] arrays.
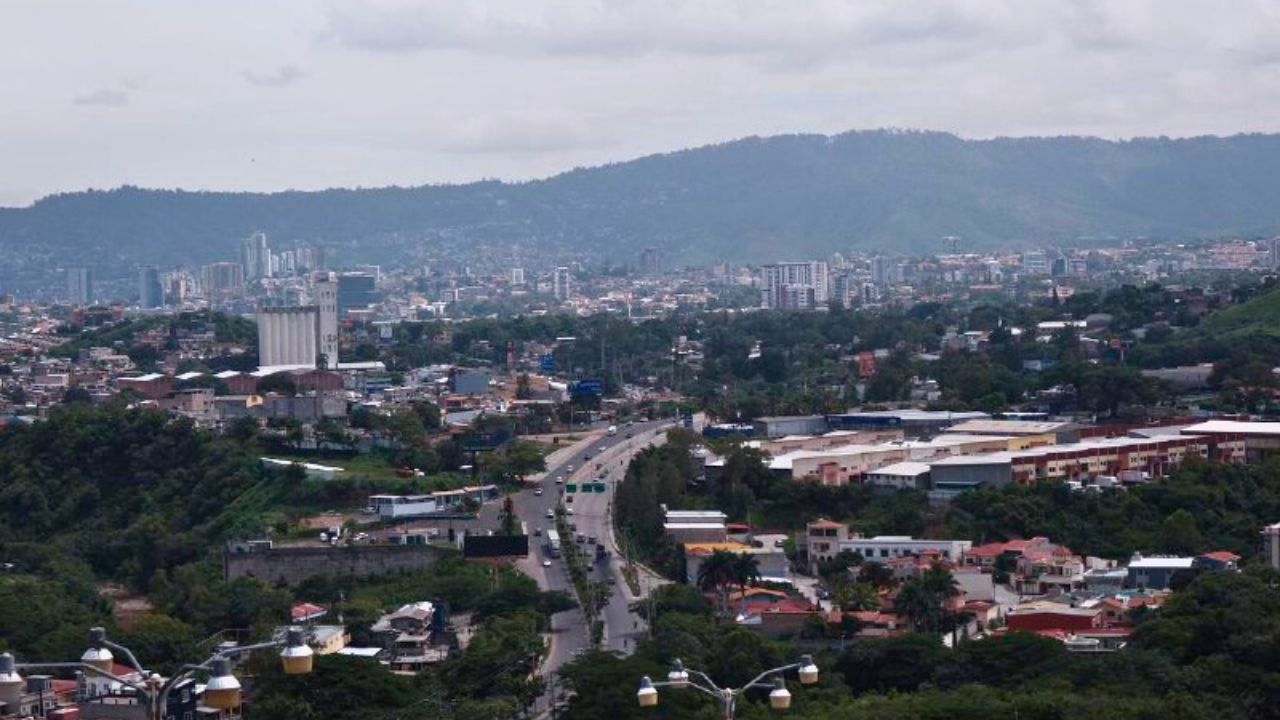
[[545, 529, 562, 558]]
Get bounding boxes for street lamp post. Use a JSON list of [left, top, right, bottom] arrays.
[[0, 625, 313, 720], [637, 655, 819, 719]]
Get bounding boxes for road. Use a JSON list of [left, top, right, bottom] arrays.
[[510, 418, 674, 712]]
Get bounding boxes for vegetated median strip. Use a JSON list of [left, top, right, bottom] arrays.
[[555, 507, 605, 647]]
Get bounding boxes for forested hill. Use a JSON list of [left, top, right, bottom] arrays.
[[7, 130, 1280, 268]]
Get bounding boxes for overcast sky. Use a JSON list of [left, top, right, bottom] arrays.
[[3, 0, 1280, 206]]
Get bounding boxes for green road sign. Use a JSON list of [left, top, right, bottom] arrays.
[[566, 484, 578, 493]]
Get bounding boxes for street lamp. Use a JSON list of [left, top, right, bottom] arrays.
[[3, 625, 313, 720], [637, 655, 818, 719], [202, 658, 242, 711]]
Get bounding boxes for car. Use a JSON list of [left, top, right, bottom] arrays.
[[534, 487, 544, 496], [566, 507, 575, 515], [534, 527, 542, 536], [583, 453, 592, 461], [546, 510, 555, 519], [565, 495, 573, 504], [566, 465, 574, 472], [625, 432, 633, 439], [588, 535, 597, 544], [542, 559, 552, 568]]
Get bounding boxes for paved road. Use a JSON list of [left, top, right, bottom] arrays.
[[511, 419, 673, 712]]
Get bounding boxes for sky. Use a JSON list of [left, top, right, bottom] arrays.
[[3, 0, 1280, 207]]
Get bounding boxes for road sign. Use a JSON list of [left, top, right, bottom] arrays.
[[566, 484, 578, 493], [540, 353, 555, 372]]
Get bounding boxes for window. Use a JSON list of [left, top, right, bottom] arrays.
[[880, 549, 889, 558]]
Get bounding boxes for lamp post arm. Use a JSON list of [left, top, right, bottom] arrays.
[[102, 639, 149, 677], [652, 678, 724, 703], [15, 662, 151, 695], [211, 638, 285, 662], [686, 668, 723, 692], [741, 661, 799, 693], [155, 667, 204, 720]]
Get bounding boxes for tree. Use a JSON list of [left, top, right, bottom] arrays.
[[255, 373, 298, 397], [515, 373, 533, 400], [696, 550, 740, 615], [1156, 509, 1203, 556]]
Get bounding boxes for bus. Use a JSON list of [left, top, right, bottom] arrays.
[[545, 529, 562, 558]]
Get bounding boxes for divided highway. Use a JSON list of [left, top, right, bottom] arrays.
[[510, 419, 672, 711]]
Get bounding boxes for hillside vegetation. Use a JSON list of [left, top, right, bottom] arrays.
[[7, 131, 1280, 274]]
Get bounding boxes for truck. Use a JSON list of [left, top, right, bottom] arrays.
[[607, 425, 618, 436]]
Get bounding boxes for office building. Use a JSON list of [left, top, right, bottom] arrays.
[[66, 266, 93, 306], [241, 231, 272, 280], [511, 267, 525, 285], [761, 261, 828, 310], [138, 266, 163, 308], [553, 266, 572, 301], [337, 273, 378, 317]]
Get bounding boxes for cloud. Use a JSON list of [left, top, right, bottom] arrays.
[[443, 114, 617, 155], [242, 63, 307, 88], [319, 0, 1018, 71], [72, 88, 129, 108]]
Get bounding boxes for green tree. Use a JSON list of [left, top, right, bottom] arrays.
[[1156, 509, 1204, 556]]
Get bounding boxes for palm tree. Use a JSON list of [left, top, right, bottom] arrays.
[[730, 553, 761, 614]]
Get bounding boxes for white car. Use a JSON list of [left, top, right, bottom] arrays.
[[546, 510, 555, 519], [542, 559, 552, 568], [555, 476, 564, 484], [534, 487, 544, 496], [566, 507, 575, 515]]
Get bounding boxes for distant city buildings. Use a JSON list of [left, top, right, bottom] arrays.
[[553, 266, 572, 301], [241, 231, 272, 281], [337, 272, 378, 318], [638, 246, 660, 274], [138, 266, 163, 308], [762, 261, 829, 310], [511, 267, 525, 285], [202, 261, 245, 302], [65, 267, 93, 306]]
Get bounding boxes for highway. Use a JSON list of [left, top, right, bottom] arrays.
[[510, 418, 673, 712]]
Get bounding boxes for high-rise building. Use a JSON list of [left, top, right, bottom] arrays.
[[553, 266, 572, 301], [337, 273, 378, 317], [138, 266, 163, 308], [870, 256, 891, 285], [761, 261, 829, 310], [240, 232, 272, 281], [66, 267, 93, 306], [638, 247, 660, 274], [511, 268, 526, 285], [1270, 237, 1280, 269], [202, 262, 245, 301]]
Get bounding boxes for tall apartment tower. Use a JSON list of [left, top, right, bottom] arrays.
[[66, 267, 94, 306], [511, 268, 526, 285], [553, 266, 572, 301], [240, 232, 272, 281], [761, 261, 829, 310], [138, 266, 163, 308]]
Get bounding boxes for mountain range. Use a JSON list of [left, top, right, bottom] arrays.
[[6, 129, 1280, 273]]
